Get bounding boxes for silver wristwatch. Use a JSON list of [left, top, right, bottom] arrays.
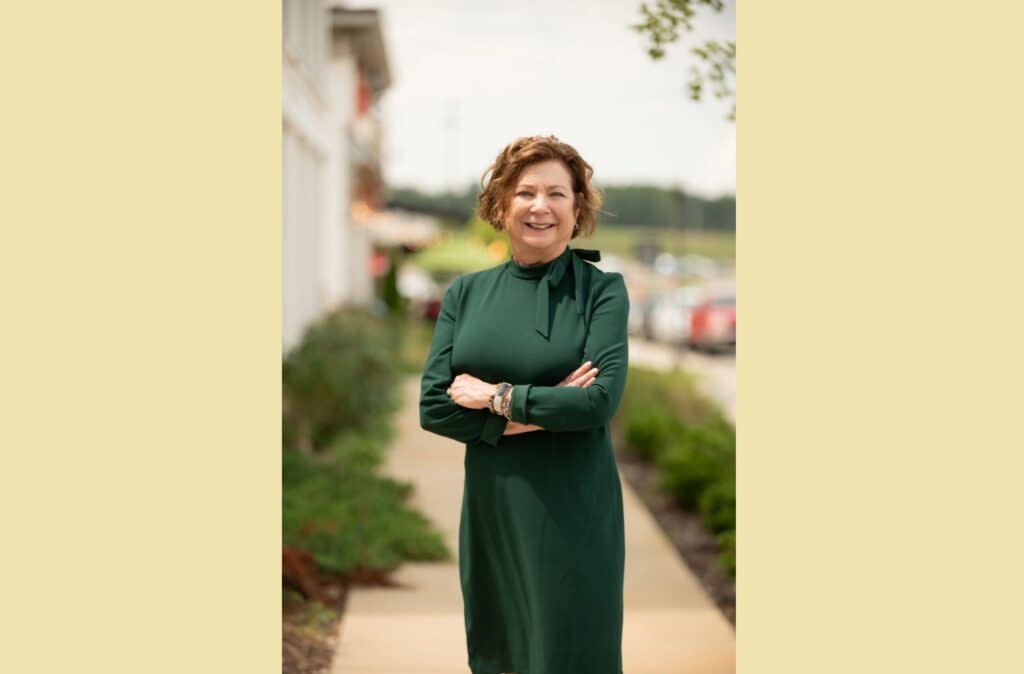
[[491, 382, 512, 414]]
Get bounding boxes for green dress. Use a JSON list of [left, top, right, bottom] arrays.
[[419, 245, 629, 674]]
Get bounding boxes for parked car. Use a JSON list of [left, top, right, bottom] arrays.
[[626, 280, 655, 337], [653, 252, 681, 276], [680, 254, 719, 280], [627, 295, 650, 337], [689, 293, 736, 353], [647, 286, 703, 345]]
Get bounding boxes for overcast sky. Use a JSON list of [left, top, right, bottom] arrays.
[[355, 0, 736, 198]]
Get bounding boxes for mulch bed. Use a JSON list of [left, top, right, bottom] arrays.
[[282, 572, 347, 674], [282, 618, 338, 674], [282, 552, 404, 674], [614, 445, 736, 625]]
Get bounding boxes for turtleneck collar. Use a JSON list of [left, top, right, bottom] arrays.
[[506, 245, 572, 280]]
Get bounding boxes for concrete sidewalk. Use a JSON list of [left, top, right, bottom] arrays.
[[331, 377, 735, 674]]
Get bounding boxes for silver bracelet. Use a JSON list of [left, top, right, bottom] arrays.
[[501, 386, 513, 420]]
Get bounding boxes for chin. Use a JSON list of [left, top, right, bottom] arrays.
[[522, 229, 565, 244], [524, 239, 562, 253]]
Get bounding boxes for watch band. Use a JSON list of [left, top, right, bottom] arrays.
[[491, 382, 511, 414], [501, 386, 513, 419]]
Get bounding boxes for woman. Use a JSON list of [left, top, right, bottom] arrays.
[[419, 135, 629, 674]]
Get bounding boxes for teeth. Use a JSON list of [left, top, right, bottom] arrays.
[[526, 223, 554, 229]]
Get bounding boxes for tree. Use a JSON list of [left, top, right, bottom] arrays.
[[631, 0, 735, 121]]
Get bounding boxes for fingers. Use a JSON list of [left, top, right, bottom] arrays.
[[559, 363, 599, 387], [558, 361, 593, 386], [448, 373, 475, 396], [569, 361, 592, 381], [573, 368, 598, 387]]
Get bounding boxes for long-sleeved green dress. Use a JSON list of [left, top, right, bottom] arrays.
[[419, 244, 629, 674]]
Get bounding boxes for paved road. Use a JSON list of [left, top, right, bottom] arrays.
[[629, 337, 736, 423]]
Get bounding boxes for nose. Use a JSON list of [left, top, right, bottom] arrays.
[[530, 194, 551, 212]]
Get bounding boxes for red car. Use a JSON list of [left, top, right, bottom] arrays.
[[689, 293, 736, 353]]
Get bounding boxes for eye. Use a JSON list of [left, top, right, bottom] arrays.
[[551, 192, 565, 197], [517, 191, 532, 197]]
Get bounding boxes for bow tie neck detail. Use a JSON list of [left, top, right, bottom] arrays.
[[519, 247, 601, 339]]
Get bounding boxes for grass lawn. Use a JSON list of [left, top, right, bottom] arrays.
[[416, 226, 734, 270], [584, 225, 734, 264]]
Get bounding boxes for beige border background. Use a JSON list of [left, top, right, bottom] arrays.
[[3, 1, 280, 671], [4, 1, 1023, 672]]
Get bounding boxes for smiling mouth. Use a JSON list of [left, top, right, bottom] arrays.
[[525, 222, 555, 230]]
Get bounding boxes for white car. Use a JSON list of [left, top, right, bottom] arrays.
[[647, 286, 703, 345], [680, 254, 719, 279]]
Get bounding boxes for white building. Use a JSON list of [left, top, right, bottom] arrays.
[[282, 0, 391, 352]]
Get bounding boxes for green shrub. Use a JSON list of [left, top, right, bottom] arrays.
[[625, 408, 684, 459], [615, 365, 736, 579], [381, 251, 408, 316], [283, 447, 450, 575], [283, 309, 401, 452], [282, 309, 450, 580], [658, 444, 720, 507], [656, 420, 735, 507], [615, 367, 723, 428], [697, 477, 736, 534], [323, 424, 394, 473], [718, 530, 736, 578]]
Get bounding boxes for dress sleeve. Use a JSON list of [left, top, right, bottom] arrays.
[[508, 273, 629, 432], [419, 276, 509, 446]]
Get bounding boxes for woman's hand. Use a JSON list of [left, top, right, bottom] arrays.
[[446, 373, 497, 410], [557, 360, 599, 388]]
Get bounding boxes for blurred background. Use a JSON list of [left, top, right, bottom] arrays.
[[282, 1, 736, 672]]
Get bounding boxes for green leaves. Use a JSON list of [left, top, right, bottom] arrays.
[[283, 447, 450, 575], [614, 366, 736, 577], [631, 1, 736, 121], [688, 40, 736, 119], [282, 310, 450, 582], [626, 408, 686, 459], [283, 310, 402, 453]]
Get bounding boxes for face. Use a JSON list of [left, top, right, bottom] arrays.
[[504, 160, 581, 264]]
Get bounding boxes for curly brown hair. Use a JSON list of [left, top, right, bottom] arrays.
[[477, 135, 603, 239]]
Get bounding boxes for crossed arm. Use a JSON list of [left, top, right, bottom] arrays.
[[446, 360, 600, 436], [420, 274, 629, 443]]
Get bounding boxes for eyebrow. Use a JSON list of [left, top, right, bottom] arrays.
[[516, 183, 570, 191]]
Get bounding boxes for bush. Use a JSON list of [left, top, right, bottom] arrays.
[[283, 447, 449, 575], [616, 365, 736, 579], [625, 408, 684, 459], [282, 307, 449, 578], [324, 426, 390, 473], [615, 367, 724, 430], [697, 477, 736, 534], [656, 418, 734, 507], [283, 309, 401, 452], [381, 250, 408, 316], [717, 530, 736, 578]]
